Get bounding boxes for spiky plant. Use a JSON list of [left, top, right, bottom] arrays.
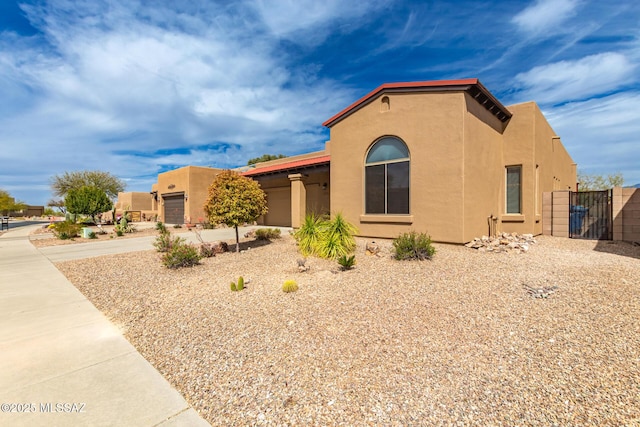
[[282, 279, 298, 293], [293, 213, 324, 256]]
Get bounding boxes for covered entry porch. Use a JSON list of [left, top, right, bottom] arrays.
[[243, 155, 331, 228]]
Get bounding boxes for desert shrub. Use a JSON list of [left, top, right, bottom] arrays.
[[293, 213, 325, 256], [255, 228, 281, 240], [337, 254, 356, 270], [51, 221, 81, 240], [88, 231, 97, 239], [114, 217, 136, 235], [161, 240, 201, 269], [294, 213, 357, 260], [155, 221, 167, 233], [282, 279, 298, 293], [173, 224, 182, 228], [154, 232, 183, 253], [393, 231, 436, 261], [199, 243, 216, 258]]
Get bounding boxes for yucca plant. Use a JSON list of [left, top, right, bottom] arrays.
[[293, 213, 325, 256], [319, 212, 357, 259], [337, 254, 356, 270]]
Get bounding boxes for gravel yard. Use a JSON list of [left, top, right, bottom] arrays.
[[56, 235, 640, 426]]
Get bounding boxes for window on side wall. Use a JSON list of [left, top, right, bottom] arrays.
[[365, 137, 410, 214], [506, 165, 522, 214]]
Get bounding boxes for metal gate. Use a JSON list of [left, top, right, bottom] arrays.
[[569, 190, 612, 240]]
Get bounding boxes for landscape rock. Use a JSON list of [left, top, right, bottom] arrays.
[[465, 232, 536, 253]]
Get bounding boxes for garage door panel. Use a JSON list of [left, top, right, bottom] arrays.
[[164, 195, 184, 224], [264, 187, 291, 227]]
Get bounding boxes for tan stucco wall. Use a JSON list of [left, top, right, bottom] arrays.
[[613, 187, 640, 242], [327, 93, 576, 244], [462, 92, 506, 241], [157, 166, 221, 223], [330, 91, 504, 243], [115, 192, 153, 211], [503, 102, 576, 236]]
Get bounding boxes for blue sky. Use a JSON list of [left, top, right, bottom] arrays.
[[1, 0, 638, 205]]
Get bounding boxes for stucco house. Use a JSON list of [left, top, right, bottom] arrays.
[[114, 78, 576, 244], [245, 79, 576, 244]]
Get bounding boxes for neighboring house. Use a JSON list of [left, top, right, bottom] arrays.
[[151, 166, 222, 224], [246, 79, 576, 244]]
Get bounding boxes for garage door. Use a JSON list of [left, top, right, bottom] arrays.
[[163, 194, 185, 224], [264, 187, 291, 227]]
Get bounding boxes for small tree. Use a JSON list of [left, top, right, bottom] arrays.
[[0, 189, 27, 216], [64, 186, 113, 224], [247, 154, 287, 165], [203, 170, 268, 252], [51, 170, 125, 200], [577, 171, 624, 191]]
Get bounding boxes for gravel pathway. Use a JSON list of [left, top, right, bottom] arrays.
[[55, 235, 640, 426]]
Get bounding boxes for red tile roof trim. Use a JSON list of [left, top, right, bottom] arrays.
[[242, 155, 331, 177], [322, 78, 509, 128]]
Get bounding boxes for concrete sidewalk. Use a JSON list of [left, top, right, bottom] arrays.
[[0, 224, 211, 426]]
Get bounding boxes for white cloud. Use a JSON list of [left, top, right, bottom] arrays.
[[0, 0, 362, 204], [252, 0, 391, 44], [513, 52, 636, 104], [545, 92, 640, 184], [512, 0, 580, 35]]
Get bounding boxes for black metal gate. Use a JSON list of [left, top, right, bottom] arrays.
[[569, 190, 612, 240]]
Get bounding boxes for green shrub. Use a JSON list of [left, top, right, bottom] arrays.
[[230, 282, 237, 291], [255, 228, 281, 240], [161, 241, 201, 269], [155, 221, 167, 233], [282, 279, 298, 293], [294, 213, 357, 260], [393, 231, 436, 261], [88, 231, 97, 239], [293, 213, 324, 256], [337, 254, 356, 270], [114, 217, 136, 234], [154, 233, 183, 253], [199, 243, 215, 258], [51, 221, 81, 240]]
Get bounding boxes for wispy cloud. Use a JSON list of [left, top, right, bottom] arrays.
[[511, 0, 580, 35], [512, 52, 636, 104], [546, 92, 640, 179]]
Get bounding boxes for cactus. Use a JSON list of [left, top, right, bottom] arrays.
[[230, 276, 244, 292], [282, 279, 298, 293]]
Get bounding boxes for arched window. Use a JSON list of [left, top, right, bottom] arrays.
[[365, 137, 410, 214]]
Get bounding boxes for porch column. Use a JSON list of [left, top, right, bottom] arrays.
[[288, 173, 307, 228]]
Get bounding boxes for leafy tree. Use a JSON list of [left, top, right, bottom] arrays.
[[51, 170, 125, 200], [577, 171, 624, 191], [64, 186, 113, 223], [0, 189, 27, 215], [203, 170, 268, 252], [247, 154, 287, 166]]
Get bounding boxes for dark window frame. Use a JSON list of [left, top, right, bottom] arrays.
[[364, 137, 410, 215]]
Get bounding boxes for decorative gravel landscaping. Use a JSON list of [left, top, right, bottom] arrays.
[[56, 234, 640, 426]]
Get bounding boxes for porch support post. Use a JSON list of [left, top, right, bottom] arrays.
[[288, 173, 307, 228]]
